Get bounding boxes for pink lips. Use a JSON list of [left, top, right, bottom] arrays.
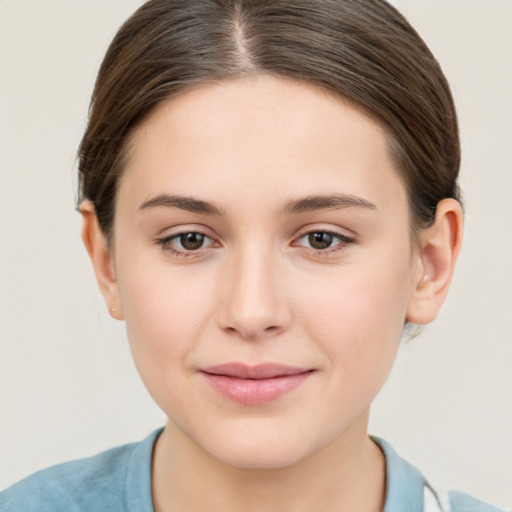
[[200, 363, 314, 406]]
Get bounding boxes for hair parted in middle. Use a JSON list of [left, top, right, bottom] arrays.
[[78, 0, 460, 240]]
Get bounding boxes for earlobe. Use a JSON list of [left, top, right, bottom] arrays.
[[406, 198, 463, 325], [80, 200, 124, 320]]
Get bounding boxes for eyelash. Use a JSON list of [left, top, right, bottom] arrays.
[[155, 229, 355, 259], [155, 230, 216, 259], [293, 229, 355, 257]]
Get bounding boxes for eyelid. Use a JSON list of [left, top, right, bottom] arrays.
[[293, 223, 356, 241], [292, 225, 356, 255], [154, 223, 217, 239], [154, 225, 221, 257], [153, 224, 355, 258]]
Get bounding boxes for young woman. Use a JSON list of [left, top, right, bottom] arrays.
[[0, 1, 507, 511]]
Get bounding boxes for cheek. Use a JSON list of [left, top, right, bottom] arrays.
[[116, 259, 217, 402], [296, 252, 412, 379]]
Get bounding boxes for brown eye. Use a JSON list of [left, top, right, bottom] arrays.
[[308, 232, 334, 250], [179, 233, 206, 250], [294, 230, 354, 255], [156, 230, 217, 256]]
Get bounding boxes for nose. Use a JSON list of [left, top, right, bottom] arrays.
[[216, 246, 291, 340]]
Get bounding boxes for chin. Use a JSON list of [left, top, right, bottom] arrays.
[[208, 439, 308, 470], [191, 420, 328, 471]]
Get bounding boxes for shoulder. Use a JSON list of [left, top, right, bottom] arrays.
[[425, 486, 509, 512], [373, 436, 508, 512], [447, 490, 509, 512], [0, 443, 134, 512], [0, 429, 162, 512]]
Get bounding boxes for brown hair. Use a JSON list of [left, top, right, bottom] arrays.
[[78, 0, 460, 239]]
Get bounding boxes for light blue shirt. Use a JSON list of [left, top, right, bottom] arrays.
[[0, 429, 506, 512]]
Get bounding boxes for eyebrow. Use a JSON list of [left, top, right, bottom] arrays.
[[138, 192, 377, 216], [282, 194, 377, 215], [139, 194, 224, 216]]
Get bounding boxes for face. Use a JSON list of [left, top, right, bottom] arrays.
[[110, 76, 423, 468]]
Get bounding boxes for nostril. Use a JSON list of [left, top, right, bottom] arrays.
[[222, 323, 283, 339]]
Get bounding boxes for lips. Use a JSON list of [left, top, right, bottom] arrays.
[[200, 363, 314, 406]]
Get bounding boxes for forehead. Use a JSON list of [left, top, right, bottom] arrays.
[[119, 76, 407, 217]]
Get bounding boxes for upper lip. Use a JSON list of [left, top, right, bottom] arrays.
[[201, 363, 312, 379]]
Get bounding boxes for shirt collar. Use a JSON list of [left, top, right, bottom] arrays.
[[127, 430, 426, 512], [125, 428, 164, 512], [373, 437, 426, 512]]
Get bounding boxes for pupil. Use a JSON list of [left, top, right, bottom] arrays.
[[180, 233, 204, 250], [309, 232, 333, 250]]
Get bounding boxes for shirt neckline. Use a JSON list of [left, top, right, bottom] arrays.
[[125, 429, 426, 512], [373, 436, 426, 512], [125, 428, 163, 512]]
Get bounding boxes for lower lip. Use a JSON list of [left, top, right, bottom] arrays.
[[201, 371, 313, 406]]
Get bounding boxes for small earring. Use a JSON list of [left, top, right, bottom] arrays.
[[111, 307, 116, 313], [419, 274, 430, 288]]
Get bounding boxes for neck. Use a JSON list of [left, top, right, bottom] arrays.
[[152, 413, 385, 512]]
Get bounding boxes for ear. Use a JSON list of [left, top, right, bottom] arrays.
[[80, 200, 124, 320], [406, 198, 463, 325]]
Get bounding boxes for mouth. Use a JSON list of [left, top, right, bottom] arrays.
[[199, 363, 315, 406]]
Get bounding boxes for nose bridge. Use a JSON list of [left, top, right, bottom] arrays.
[[217, 240, 289, 339]]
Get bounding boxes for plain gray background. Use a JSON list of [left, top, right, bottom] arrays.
[[0, 0, 511, 507]]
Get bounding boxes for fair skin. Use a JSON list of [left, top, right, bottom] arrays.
[[82, 76, 462, 512]]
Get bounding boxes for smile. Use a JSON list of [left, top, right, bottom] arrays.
[[200, 363, 315, 406]]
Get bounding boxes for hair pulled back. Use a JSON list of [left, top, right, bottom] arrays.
[[78, 0, 460, 239]]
